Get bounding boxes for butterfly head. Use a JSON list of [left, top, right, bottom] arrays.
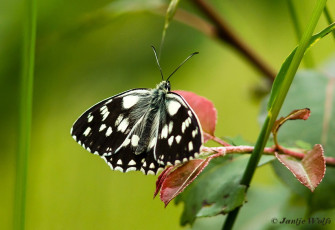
[[157, 80, 171, 92]]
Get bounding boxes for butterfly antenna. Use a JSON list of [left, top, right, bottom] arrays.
[[166, 52, 199, 81], [151, 46, 164, 81]]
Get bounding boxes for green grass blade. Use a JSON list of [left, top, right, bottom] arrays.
[[14, 0, 37, 229]]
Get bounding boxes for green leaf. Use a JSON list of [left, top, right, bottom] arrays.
[[175, 155, 248, 226], [267, 22, 335, 111]]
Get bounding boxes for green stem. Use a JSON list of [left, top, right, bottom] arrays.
[[323, 6, 335, 40], [14, 0, 37, 229], [222, 0, 327, 229]]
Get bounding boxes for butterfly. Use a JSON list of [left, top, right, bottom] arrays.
[[71, 46, 203, 175]]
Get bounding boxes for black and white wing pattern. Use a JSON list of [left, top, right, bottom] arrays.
[[71, 89, 151, 157], [154, 92, 202, 166], [71, 81, 203, 175]]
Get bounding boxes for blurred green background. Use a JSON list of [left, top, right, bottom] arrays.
[[1, 0, 335, 229]]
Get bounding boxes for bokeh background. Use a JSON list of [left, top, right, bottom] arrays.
[[1, 0, 335, 229]]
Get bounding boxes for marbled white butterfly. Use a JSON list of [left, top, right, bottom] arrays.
[[71, 47, 203, 175]]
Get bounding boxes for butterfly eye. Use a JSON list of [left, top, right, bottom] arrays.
[[166, 81, 171, 91]]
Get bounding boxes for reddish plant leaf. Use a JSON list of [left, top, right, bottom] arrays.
[[275, 144, 325, 192], [174, 90, 217, 142], [273, 108, 311, 134], [159, 158, 212, 206], [154, 166, 173, 198]]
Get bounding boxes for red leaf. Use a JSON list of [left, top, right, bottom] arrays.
[[174, 90, 217, 142], [273, 108, 311, 134], [275, 144, 325, 192], [159, 158, 212, 206], [154, 166, 173, 198]]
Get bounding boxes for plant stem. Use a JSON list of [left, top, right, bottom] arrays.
[[323, 6, 335, 40], [222, 0, 328, 229], [14, 0, 37, 229], [201, 146, 335, 167], [190, 0, 276, 81]]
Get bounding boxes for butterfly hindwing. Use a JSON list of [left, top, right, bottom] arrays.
[[154, 92, 203, 165], [71, 89, 151, 156], [103, 146, 163, 175]]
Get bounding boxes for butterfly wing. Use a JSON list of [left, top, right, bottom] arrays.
[[71, 89, 151, 156], [154, 92, 203, 165], [71, 87, 203, 175], [103, 146, 163, 175]]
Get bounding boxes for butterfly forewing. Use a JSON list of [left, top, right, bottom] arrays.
[[71, 89, 151, 156], [154, 92, 203, 166]]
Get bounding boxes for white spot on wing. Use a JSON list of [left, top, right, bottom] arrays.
[[83, 127, 91, 136], [114, 166, 123, 172], [161, 124, 168, 138], [168, 136, 174, 146], [123, 138, 130, 146], [117, 159, 122, 165], [192, 128, 198, 137], [88, 115, 93, 122], [176, 135, 181, 144], [182, 122, 186, 133], [117, 118, 129, 133], [106, 127, 113, 136], [99, 124, 107, 132], [105, 98, 113, 104], [185, 117, 191, 127], [147, 170, 155, 175], [100, 105, 107, 112], [131, 135, 140, 147], [115, 114, 123, 126], [126, 167, 137, 172], [149, 163, 155, 169], [188, 141, 193, 151], [167, 100, 181, 116], [168, 121, 173, 134], [102, 111, 110, 121], [123, 95, 139, 109], [128, 160, 136, 166]]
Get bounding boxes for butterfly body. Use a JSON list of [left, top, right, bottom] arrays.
[[71, 48, 202, 175]]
